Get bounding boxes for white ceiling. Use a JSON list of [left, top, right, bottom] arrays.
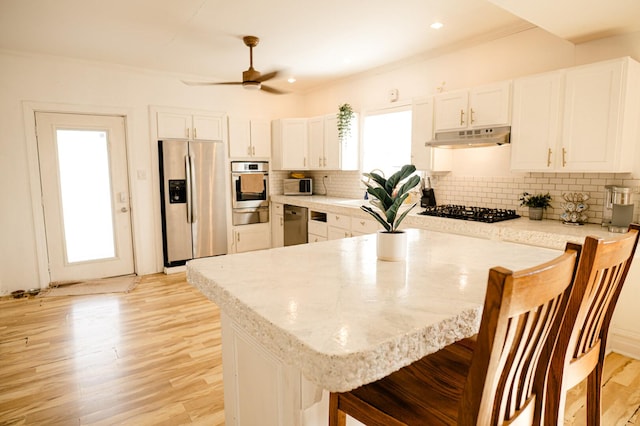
[[0, 0, 638, 93]]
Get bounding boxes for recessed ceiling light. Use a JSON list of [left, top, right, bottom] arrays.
[[288, 77, 296, 84], [430, 22, 444, 30]]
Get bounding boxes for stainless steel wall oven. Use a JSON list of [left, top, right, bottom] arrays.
[[231, 161, 269, 225]]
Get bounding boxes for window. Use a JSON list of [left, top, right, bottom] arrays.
[[361, 106, 412, 178]]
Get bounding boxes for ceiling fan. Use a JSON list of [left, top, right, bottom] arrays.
[[183, 36, 286, 94]]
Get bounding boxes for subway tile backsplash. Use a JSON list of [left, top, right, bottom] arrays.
[[270, 170, 640, 225]]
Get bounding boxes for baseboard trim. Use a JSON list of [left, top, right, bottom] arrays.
[[609, 328, 640, 360]]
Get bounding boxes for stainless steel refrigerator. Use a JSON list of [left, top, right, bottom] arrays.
[[159, 140, 227, 267]]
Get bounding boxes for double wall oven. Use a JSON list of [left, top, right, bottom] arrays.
[[231, 161, 269, 225]]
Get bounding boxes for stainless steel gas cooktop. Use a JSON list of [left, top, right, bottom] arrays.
[[418, 204, 520, 223]]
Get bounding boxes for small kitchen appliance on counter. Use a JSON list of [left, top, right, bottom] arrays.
[[603, 185, 635, 233], [419, 205, 520, 223], [284, 178, 312, 195]]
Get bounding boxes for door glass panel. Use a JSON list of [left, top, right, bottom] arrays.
[[56, 129, 115, 263]]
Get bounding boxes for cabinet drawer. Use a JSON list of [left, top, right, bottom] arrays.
[[328, 213, 351, 230], [308, 220, 328, 237], [351, 217, 379, 235], [308, 233, 328, 243]]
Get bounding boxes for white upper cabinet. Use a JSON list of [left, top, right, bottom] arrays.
[[308, 116, 325, 169], [561, 58, 639, 172], [271, 118, 309, 170], [228, 117, 270, 159], [274, 114, 358, 171], [411, 97, 451, 172], [511, 57, 640, 172], [510, 71, 563, 171], [157, 111, 224, 140], [434, 81, 511, 131], [308, 114, 358, 171]]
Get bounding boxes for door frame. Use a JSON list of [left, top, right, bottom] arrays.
[[23, 101, 138, 288]]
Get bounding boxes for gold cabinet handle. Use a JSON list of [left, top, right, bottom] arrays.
[[470, 108, 475, 124], [186, 128, 190, 138], [562, 148, 567, 167], [193, 128, 197, 139], [252, 146, 255, 156], [460, 110, 465, 126], [547, 148, 552, 167]]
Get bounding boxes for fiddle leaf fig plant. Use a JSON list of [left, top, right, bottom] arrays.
[[361, 164, 421, 233]]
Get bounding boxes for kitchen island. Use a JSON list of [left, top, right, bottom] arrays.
[[187, 228, 560, 425]]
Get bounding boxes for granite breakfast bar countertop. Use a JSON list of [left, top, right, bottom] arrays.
[[187, 228, 561, 393]]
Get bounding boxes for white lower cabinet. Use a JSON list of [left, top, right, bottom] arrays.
[[350, 217, 378, 236], [272, 203, 284, 248], [308, 212, 328, 243], [232, 223, 271, 253], [327, 213, 351, 240]]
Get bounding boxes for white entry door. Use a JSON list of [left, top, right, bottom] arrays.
[[35, 112, 134, 283]]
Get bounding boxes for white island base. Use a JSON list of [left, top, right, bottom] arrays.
[[187, 229, 561, 426], [221, 313, 345, 426]]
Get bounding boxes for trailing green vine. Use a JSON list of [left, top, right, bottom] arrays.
[[337, 103, 354, 141]]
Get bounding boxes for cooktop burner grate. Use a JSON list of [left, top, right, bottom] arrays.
[[418, 204, 520, 223]]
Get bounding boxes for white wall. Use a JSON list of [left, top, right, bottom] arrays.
[[2, 27, 640, 295], [0, 50, 304, 294]]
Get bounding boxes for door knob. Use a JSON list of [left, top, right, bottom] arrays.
[[121, 207, 129, 213]]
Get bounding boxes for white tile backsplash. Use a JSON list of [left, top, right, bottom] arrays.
[[269, 170, 640, 225]]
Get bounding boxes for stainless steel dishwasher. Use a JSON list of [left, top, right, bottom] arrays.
[[284, 204, 308, 246]]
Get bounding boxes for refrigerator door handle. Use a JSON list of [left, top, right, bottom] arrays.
[[185, 155, 193, 223], [189, 154, 198, 223]]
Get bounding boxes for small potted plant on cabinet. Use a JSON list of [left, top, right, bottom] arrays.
[[361, 164, 420, 261], [519, 192, 552, 220]]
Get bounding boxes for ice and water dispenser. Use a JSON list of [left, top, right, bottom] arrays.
[[603, 185, 635, 233]]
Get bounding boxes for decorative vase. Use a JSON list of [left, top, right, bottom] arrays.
[[377, 231, 407, 261], [528, 207, 544, 220]]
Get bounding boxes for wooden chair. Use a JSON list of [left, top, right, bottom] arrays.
[[328, 244, 581, 426], [545, 224, 640, 425]]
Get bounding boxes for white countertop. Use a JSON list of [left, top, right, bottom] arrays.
[[271, 194, 617, 250], [187, 228, 560, 392]]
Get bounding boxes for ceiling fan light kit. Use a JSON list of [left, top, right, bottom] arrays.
[[183, 35, 285, 94]]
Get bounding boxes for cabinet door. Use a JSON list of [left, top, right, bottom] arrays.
[[434, 91, 468, 131], [308, 116, 325, 169], [271, 203, 284, 248], [468, 81, 511, 128], [234, 224, 271, 253], [228, 117, 251, 158], [193, 114, 223, 140], [323, 115, 341, 170], [411, 97, 452, 172], [281, 119, 308, 170], [250, 120, 271, 158], [157, 112, 191, 139], [561, 61, 623, 171], [510, 72, 563, 171]]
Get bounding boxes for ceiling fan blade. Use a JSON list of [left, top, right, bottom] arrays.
[[261, 84, 287, 95], [182, 80, 242, 86], [256, 70, 280, 82]]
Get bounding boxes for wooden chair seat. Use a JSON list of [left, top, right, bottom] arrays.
[[330, 244, 581, 426], [342, 337, 475, 425]]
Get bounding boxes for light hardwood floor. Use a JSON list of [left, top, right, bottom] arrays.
[[1, 272, 639, 425]]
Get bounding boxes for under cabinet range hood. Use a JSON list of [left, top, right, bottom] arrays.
[[428, 126, 511, 149]]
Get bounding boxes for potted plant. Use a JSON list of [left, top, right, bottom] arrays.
[[337, 103, 354, 142], [361, 164, 421, 261], [519, 192, 552, 220]]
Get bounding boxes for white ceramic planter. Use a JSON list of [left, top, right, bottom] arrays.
[[377, 230, 407, 261]]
